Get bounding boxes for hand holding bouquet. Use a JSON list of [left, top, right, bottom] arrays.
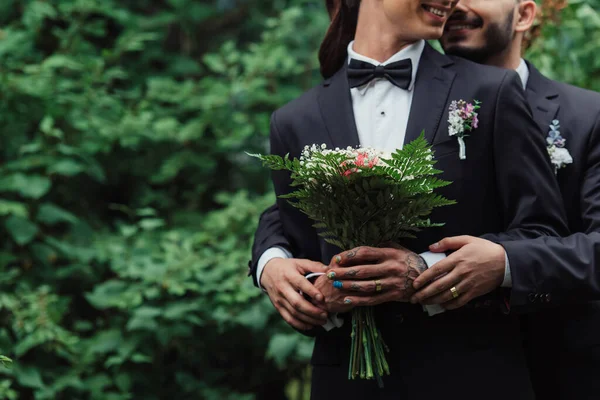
[[250, 133, 454, 386]]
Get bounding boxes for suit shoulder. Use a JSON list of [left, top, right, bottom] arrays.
[[448, 55, 515, 84], [272, 83, 322, 126], [552, 80, 600, 111]]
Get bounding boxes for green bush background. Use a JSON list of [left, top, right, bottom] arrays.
[[0, 0, 598, 398]]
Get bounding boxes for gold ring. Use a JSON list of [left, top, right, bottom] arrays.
[[374, 279, 382, 292], [450, 286, 459, 299]]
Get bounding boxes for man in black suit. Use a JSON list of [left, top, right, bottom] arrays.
[[249, 0, 568, 398], [409, 1, 600, 398]]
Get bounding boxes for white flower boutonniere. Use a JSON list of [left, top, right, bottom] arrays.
[[448, 99, 481, 160], [547, 120, 573, 173]]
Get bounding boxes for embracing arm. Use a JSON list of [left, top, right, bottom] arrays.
[[411, 72, 569, 310], [484, 71, 569, 242], [501, 112, 600, 309]]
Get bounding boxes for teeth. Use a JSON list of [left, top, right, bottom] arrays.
[[448, 24, 474, 31], [424, 5, 448, 18]]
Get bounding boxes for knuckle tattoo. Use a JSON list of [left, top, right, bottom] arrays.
[[345, 269, 359, 278]]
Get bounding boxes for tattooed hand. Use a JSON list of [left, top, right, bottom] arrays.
[[320, 246, 427, 308]]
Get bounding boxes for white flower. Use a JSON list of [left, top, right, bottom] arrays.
[[321, 143, 327, 149], [548, 146, 573, 169]]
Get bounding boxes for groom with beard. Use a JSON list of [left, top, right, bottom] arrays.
[[410, 1, 600, 399]]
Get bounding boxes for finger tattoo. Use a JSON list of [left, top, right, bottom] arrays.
[[344, 269, 359, 277], [345, 248, 360, 259], [350, 283, 361, 291]]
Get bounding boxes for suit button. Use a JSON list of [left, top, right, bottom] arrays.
[[528, 293, 536, 303], [395, 314, 404, 323]]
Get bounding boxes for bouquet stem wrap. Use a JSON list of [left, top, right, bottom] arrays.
[[249, 133, 455, 386]]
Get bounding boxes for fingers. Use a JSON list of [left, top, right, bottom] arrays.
[[330, 278, 387, 293], [330, 246, 385, 267], [277, 305, 314, 331], [411, 270, 459, 304], [412, 274, 464, 305], [412, 253, 459, 289], [279, 289, 328, 326], [325, 264, 388, 281], [293, 274, 325, 303], [296, 259, 330, 275], [343, 291, 397, 308], [429, 235, 476, 253], [440, 286, 473, 310]]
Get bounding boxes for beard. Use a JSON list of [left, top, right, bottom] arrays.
[[442, 11, 515, 64]]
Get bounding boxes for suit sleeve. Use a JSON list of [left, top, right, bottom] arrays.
[[501, 111, 600, 310], [249, 111, 322, 289], [248, 203, 291, 287], [482, 71, 569, 243]]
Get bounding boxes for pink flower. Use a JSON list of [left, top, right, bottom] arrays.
[[355, 153, 367, 167], [343, 167, 359, 177]]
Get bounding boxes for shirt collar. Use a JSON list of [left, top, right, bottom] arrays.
[[347, 40, 425, 95], [516, 58, 529, 90]]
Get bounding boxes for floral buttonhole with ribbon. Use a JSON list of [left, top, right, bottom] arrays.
[[448, 99, 481, 160], [546, 120, 573, 174]]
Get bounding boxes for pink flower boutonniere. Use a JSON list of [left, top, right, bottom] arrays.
[[448, 99, 481, 160]]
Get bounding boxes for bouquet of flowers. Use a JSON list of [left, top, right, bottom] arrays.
[[250, 133, 454, 386]]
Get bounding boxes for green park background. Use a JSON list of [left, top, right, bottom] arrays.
[[0, 0, 599, 399]]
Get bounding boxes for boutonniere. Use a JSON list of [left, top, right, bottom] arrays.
[[547, 120, 573, 173], [448, 99, 481, 160]]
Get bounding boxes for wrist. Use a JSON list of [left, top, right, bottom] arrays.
[[260, 257, 283, 288]]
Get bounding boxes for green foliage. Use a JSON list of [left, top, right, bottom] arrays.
[[527, 0, 600, 91], [0, 0, 599, 398], [0, 0, 327, 398]]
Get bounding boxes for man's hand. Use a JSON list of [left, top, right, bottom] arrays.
[[313, 274, 354, 313], [261, 258, 329, 330], [410, 236, 505, 310], [322, 246, 427, 308]]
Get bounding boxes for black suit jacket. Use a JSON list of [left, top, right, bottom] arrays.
[[250, 45, 568, 399], [505, 62, 600, 400], [501, 63, 600, 308]]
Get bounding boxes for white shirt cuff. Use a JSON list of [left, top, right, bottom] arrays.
[[257, 246, 293, 291], [419, 251, 447, 317], [501, 250, 512, 288]]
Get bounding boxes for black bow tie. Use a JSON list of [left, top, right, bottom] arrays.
[[347, 58, 413, 90]]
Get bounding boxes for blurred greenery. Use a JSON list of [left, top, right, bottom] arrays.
[[0, 0, 598, 399]]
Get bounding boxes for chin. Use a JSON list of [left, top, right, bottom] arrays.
[[420, 26, 445, 40]]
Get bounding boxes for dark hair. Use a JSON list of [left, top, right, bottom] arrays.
[[319, 0, 360, 79]]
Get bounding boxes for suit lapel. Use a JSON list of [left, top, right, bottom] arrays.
[[525, 61, 560, 135], [317, 64, 361, 149], [404, 44, 456, 145]]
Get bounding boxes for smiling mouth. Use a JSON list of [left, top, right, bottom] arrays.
[[446, 24, 479, 31], [445, 15, 483, 32], [422, 4, 450, 19]]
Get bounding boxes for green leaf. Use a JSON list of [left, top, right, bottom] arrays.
[[14, 365, 44, 389], [36, 203, 79, 225], [5, 216, 39, 245], [0, 200, 28, 218], [47, 159, 85, 177], [138, 218, 165, 230], [0, 174, 51, 199]]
